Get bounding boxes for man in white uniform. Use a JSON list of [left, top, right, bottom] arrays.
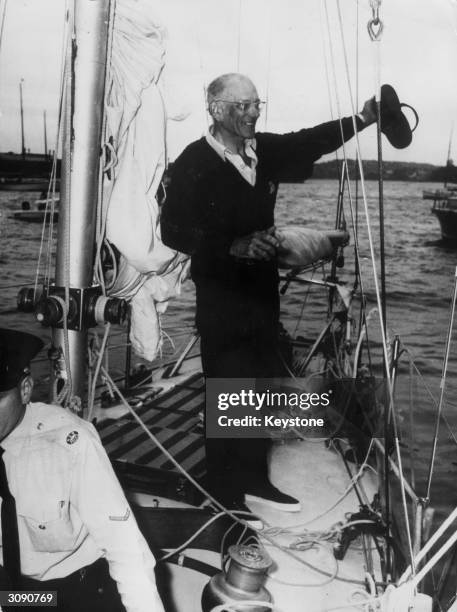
[[0, 328, 165, 612]]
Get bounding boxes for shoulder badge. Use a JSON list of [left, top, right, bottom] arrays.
[[66, 430, 79, 445]]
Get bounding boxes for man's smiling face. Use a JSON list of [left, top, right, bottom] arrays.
[[215, 76, 261, 141]]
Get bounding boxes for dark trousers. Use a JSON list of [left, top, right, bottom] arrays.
[[1, 558, 125, 612], [201, 331, 285, 503]]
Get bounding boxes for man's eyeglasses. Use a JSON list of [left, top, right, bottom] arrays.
[[214, 99, 266, 112]]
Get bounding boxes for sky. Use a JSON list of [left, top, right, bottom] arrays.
[[0, 0, 457, 165]]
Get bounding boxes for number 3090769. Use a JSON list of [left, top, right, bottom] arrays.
[[0, 591, 56, 606]]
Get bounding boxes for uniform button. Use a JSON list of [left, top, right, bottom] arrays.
[[39, 525, 46, 530]]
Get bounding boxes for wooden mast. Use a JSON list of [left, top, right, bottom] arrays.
[[52, 0, 111, 403]]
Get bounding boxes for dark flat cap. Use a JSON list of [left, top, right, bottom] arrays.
[[0, 329, 44, 393]]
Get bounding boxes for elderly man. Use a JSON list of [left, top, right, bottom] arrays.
[[0, 328, 165, 612], [161, 73, 376, 513]]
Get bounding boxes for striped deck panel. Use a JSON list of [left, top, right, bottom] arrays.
[[96, 373, 206, 480]]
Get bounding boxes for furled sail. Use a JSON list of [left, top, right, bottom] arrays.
[[103, 0, 189, 360], [276, 226, 349, 269]]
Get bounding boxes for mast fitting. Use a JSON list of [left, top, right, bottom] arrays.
[[17, 285, 127, 330]]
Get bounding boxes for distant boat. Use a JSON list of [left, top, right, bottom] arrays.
[[423, 186, 457, 200], [431, 196, 457, 242], [0, 176, 54, 192], [0, 82, 61, 184], [11, 195, 59, 223], [425, 129, 457, 241]]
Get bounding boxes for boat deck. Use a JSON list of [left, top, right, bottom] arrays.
[[95, 373, 207, 504], [94, 371, 387, 612]]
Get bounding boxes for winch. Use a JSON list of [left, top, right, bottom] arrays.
[[17, 285, 127, 329], [201, 544, 272, 612]]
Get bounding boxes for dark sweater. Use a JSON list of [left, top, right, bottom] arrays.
[[161, 117, 362, 342]]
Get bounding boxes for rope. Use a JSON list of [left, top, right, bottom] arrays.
[[87, 324, 111, 421], [403, 346, 457, 447], [400, 505, 457, 589], [263, 0, 274, 131], [193, 13, 209, 131], [425, 267, 457, 499], [59, 2, 76, 406], [262, 438, 375, 533], [321, 0, 369, 346], [94, 0, 117, 295], [320, 0, 336, 124], [159, 511, 243, 563], [99, 366, 382, 588], [33, 3, 70, 299], [266, 543, 339, 587], [236, 0, 242, 71], [0, 0, 7, 57], [408, 359, 416, 491], [42, 0, 75, 407], [334, 0, 416, 575]]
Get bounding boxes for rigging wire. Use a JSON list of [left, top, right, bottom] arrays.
[[408, 359, 417, 491], [87, 323, 111, 421], [321, 0, 376, 389], [99, 365, 381, 588], [236, 0, 242, 71], [193, 16, 209, 132], [94, 0, 117, 295], [399, 504, 457, 589], [58, 0, 77, 406], [425, 267, 457, 499], [0, 0, 7, 57], [321, 0, 369, 334], [320, 0, 337, 124], [403, 346, 457, 446], [334, 0, 416, 576], [33, 2, 70, 299], [263, 0, 273, 131], [368, 1, 387, 338]]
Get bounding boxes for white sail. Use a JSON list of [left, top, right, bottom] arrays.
[[104, 0, 189, 360]]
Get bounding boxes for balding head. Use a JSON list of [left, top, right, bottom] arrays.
[[206, 73, 261, 146], [207, 73, 257, 108]]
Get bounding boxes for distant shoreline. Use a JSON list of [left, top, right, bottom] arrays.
[[1, 153, 453, 184], [311, 159, 455, 183]]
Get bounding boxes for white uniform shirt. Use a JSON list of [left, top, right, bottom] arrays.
[[206, 127, 258, 185], [0, 402, 165, 612]]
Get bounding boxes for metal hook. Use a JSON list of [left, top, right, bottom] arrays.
[[367, 18, 384, 41]]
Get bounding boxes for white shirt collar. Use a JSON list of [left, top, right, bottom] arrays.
[[205, 127, 258, 186], [206, 126, 257, 162]]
